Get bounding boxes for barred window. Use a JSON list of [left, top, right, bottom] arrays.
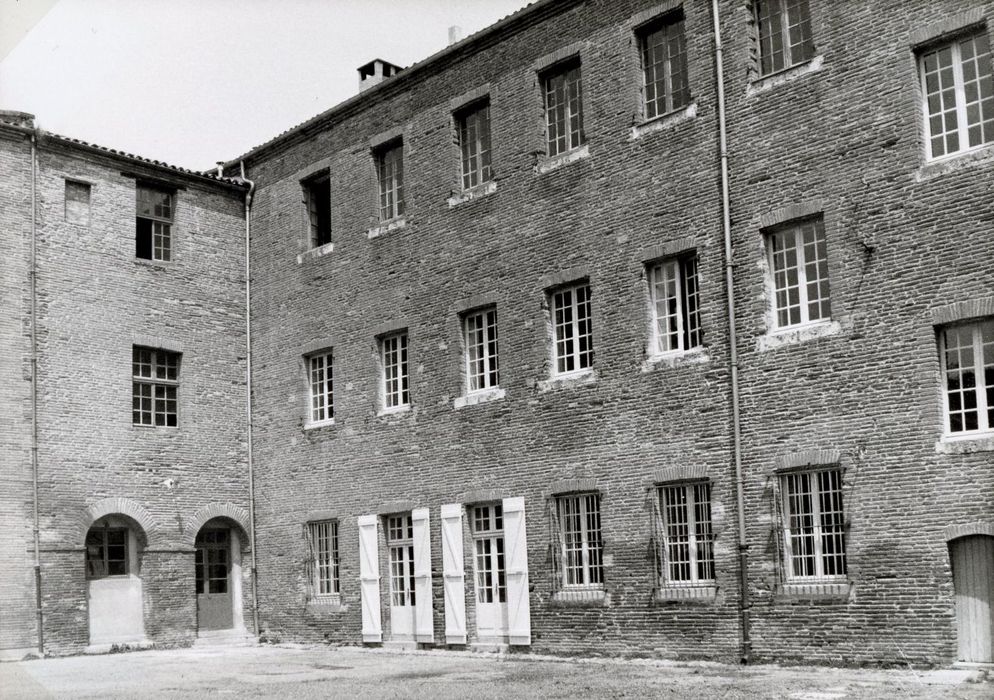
[[919, 31, 994, 160], [307, 520, 340, 597], [657, 482, 715, 585], [307, 350, 334, 425], [457, 101, 493, 190], [556, 493, 603, 588], [132, 346, 179, 427], [136, 185, 173, 261], [551, 282, 593, 375], [471, 504, 506, 604], [387, 514, 415, 607], [768, 218, 830, 329], [648, 255, 701, 354], [376, 141, 404, 221], [940, 320, 994, 435], [302, 171, 331, 248], [754, 0, 814, 76], [380, 332, 409, 410], [543, 61, 585, 157], [781, 469, 847, 581], [464, 307, 499, 393], [638, 12, 690, 120]]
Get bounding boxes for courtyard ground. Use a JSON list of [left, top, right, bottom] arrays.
[[0, 644, 990, 699]]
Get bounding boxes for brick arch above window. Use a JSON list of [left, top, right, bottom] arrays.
[[944, 521, 994, 542], [929, 296, 994, 326], [78, 497, 164, 549], [773, 448, 842, 473], [650, 464, 708, 485], [184, 502, 251, 548]]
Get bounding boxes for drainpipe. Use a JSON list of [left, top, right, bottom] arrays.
[[29, 131, 44, 655], [711, 0, 751, 663], [239, 161, 260, 637]]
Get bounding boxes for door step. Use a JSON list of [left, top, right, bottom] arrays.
[[193, 629, 257, 647]]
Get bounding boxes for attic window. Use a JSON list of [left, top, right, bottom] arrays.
[[136, 185, 173, 261], [302, 171, 332, 248]]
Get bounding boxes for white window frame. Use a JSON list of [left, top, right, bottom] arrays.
[[307, 520, 340, 600], [463, 307, 500, 394], [136, 185, 173, 262], [767, 219, 831, 330], [470, 503, 507, 605], [457, 101, 493, 191], [387, 513, 416, 607], [940, 320, 994, 437], [657, 482, 715, 587], [380, 332, 410, 412], [556, 493, 604, 590], [638, 11, 690, 120], [550, 282, 594, 376], [132, 346, 180, 427], [306, 350, 334, 427], [780, 469, 847, 583], [376, 141, 404, 222], [647, 255, 701, 356], [542, 61, 586, 157], [753, 0, 815, 76]]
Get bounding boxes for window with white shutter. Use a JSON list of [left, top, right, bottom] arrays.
[[440, 504, 467, 644], [357, 514, 382, 642], [411, 508, 435, 643], [502, 497, 531, 645]]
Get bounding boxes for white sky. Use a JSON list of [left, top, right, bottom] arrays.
[[0, 0, 530, 170]]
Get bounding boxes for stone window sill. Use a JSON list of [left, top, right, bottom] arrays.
[[777, 581, 850, 600], [916, 143, 994, 182], [448, 180, 497, 207], [935, 432, 994, 454], [756, 320, 842, 353], [550, 588, 608, 607], [630, 102, 697, 141], [643, 346, 710, 371], [454, 387, 505, 409], [306, 596, 345, 613], [297, 242, 334, 264], [536, 144, 590, 175], [747, 55, 824, 97], [134, 257, 173, 269], [537, 369, 597, 393], [367, 216, 406, 240], [377, 405, 411, 419], [303, 418, 335, 431], [654, 585, 717, 603]]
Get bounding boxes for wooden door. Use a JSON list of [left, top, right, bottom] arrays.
[[196, 528, 233, 631], [951, 535, 994, 663]]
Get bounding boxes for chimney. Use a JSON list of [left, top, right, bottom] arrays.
[[0, 110, 35, 129], [358, 59, 403, 93], [448, 26, 463, 45]]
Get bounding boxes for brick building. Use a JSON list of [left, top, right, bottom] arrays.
[[2, 0, 993, 667]]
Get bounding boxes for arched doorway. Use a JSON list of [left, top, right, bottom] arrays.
[[194, 518, 246, 633], [950, 534, 994, 663], [85, 515, 147, 645]]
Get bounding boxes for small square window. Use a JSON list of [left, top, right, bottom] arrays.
[[754, 0, 814, 76], [376, 141, 404, 221], [550, 282, 593, 375], [380, 332, 409, 410], [136, 185, 173, 261], [132, 346, 180, 426], [939, 319, 994, 436], [456, 101, 493, 190], [65, 180, 91, 226], [306, 520, 340, 598], [780, 469, 847, 582], [306, 350, 334, 425], [463, 307, 499, 393], [767, 218, 830, 329], [542, 61, 586, 157], [638, 12, 690, 119], [302, 171, 331, 248], [648, 255, 701, 354]]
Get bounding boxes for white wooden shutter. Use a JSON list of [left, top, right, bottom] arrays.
[[411, 507, 435, 643], [440, 503, 467, 644], [503, 496, 531, 646], [357, 514, 382, 643]]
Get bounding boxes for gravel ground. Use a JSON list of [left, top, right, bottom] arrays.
[[1, 644, 990, 699]]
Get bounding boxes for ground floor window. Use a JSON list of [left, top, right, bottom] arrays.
[[554, 493, 604, 589], [85, 527, 128, 578], [781, 469, 847, 581], [472, 504, 506, 604], [387, 514, 415, 606], [657, 482, 715, 585]]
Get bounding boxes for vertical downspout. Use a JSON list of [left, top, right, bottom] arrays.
[[239, 161, 260, 636], [711, 0, 751, 662], [29, 131, 44, 654]]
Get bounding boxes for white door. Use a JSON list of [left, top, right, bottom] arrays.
[[951, 535, 994, 663], [471, 504, 508, 641], [386, 513, 416, 640]]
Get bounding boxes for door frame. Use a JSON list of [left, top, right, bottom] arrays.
[[194, 520, 246, 634]]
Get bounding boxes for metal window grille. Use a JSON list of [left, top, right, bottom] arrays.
[[303, 171, 332, 247], [308, 520, 339, 596], [781, 469, 847, 581], [132, 346, 179, 426], [136, 185, 173, 261], [376, 142, 405, 221], [387, 514, 416, 606], [920, 32, 994, 159], [768, 218, 831, 328], [755, 0, 814, 76], [551, 283, 593, 374], [471, 504, 506, 604], [307, 351, 334, 423], [84, 527, 128, 579], [657, 482, 715, 584], [543, 62, 585, 156], [941, 320, 994, 434], [65, 180, 91, 226], [639, 13, 690, 120], [648, 256, 702, 354], [381, 333, 409, 409], [556, 493, 604, 588], [464, 308, 499, 392], [458, 102, 493, 190]]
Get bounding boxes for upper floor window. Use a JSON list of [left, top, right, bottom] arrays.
[[463, 307, 500, 393], [543, 60, 585, 157], [754, 0, 814, 76], [919, 30, 994, 160], [656, 482, 715, 586], [768, 218, 830, 329], [940, 319, 994, 435], [65, 180, 91, 226], [132, 346, 180, 427], [376, 141, 404, 221], [780, 469, 847, 582], [302, 171, 331, 248], [457, 101, 493, 190], [555, 493, 604, 589], [136, 185, 173, 261], [648, 255, 701, 354], [307, 350, 334, 425], [638, 11, 690, 119], [551, 282, 593, 375], [306, 520, 340, 599], [380, 332, 409, 411]]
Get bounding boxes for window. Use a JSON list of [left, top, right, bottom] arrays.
[[471, 504, 506, 604], [767, 218, 830, 329], [648, 255, 701, 354], [302, 171, 331, 248], [556, 493, 603, 588], [638, 12, 690, 119], [543, 61, 585, 156], [65, 180, 91, 225], [307, 520, 340, 598], [380, 332, 409, 410], [85, 527, 127, 578], [656, 482, 715, 585], [457, 101, 492, 190], [919, 31, 994, 160], [754, 0, 814, 76], [551, 282, 593, 375], [940, 320, 994, 435], [136, 185, 173, 261], [132, 346, 180, 426], [464, 307, 499, 393], [780, 469, 847, 581], [387, 514, 416, 606], [376, 141, 404, 221], [306, 350, 334, 425]]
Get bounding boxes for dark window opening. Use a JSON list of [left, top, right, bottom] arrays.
[[303, 172, 332, 248]]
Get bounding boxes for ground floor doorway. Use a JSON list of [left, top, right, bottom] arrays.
[[85, 516, 145, 645], [951, 534, 994, 663], [195, 520, 245, 633]]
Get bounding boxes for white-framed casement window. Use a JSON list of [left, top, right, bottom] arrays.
[[638, 11, 690, 120], [919, 30, 994, 160], [306, 520, 340, 599], [543, 60, 585, 157], [753, 0, 814, 76], [648, 255, 701, 355], [767, 218, 830, 329], [463, 307, 500, 393], [136, 185, 173, 261], [380, 332, 410, 411], [471, 503, 507, 605], [457, 101, 493, 190], [554, 493, 604, 590], [656, 482, 715, 586], [302, 170, 332, 248], [780, 469, 847, 582], [306, 350, 334, 426], [550, 282, 593, 375], [65, 180, 91, 226], [376, 140, 404, 221], [132, 346, 180, 427], [387, 513, 416, 607], [940, 319, 994, 436]]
